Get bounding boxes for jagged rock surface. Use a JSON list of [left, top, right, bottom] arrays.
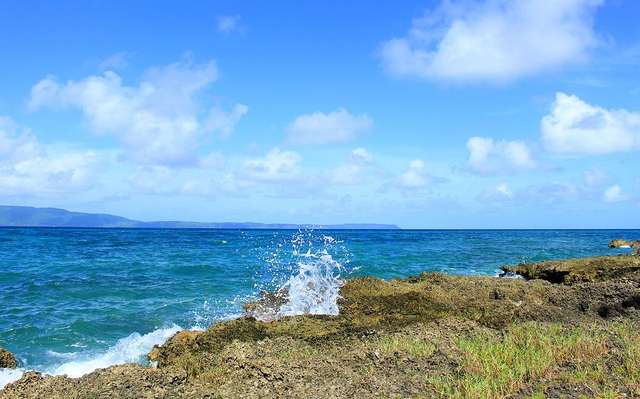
[[0, 347, 17, 369], [3, 255, 640, 398]]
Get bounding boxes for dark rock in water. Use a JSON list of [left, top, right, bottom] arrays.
[[500, 255, 640, 285], [608, 239, 640, 248], [0, 346, 17, 369]]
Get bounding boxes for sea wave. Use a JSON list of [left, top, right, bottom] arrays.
[[0, 368, 23, 390], [0, 325, 182, 390], [51, 325, 182, 378]]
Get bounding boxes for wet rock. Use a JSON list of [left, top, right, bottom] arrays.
[[608, 239, 640, 248], [0, 347, 17, 369], [6, 255, 640, 398], [242, 289, 288, 320], [500, 255, 640, 285], [1, 364, 189, 398]]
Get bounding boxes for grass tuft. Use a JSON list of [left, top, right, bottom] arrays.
[[428, 322, 609, 398]]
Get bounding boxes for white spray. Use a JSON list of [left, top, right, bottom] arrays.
[[277, 251, 344, 317]]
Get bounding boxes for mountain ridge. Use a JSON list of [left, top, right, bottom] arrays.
[[0, 206, 401, 230]]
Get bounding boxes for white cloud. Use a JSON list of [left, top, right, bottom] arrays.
[[541, 92, 640, 154], [0, 116, 102, 197], [380, 0, 603, 83], [521, 181, 581, 205], [0, 116, 43, 161], [466, 136, 536, 175], [237, 147, 303, 183], [583, 167, 612, 188], [330, 148, 375, 185], [286, 108, 373, 145], [603, 185, 627, 203], [477, 183, 514, 206], [217, 15, 243, 35], [28, 58, 247, 166], [199, 151, 227, 170], [205, 104, 248, 139], [397, 159, 436, 188]]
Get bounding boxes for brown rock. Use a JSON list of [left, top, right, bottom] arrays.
[[500, 254, 640, 284], [0, 346, 17, 369], [608, 239, 640, 248], [5, 255, 640, 398]]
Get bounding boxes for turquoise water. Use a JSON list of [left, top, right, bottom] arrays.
[[1, 228, 638, 386]]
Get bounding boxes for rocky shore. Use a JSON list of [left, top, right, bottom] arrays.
[[2, 251, 640, 398], [0, 348, 16, 370]]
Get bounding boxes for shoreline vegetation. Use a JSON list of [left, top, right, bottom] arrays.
[[2, 246, 640, 398]]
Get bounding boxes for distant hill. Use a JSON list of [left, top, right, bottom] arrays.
[[0, 206, 401, 230]]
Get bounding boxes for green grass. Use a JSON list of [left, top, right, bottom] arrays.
[[611, 320, 640, 394], [372, 335, 436, 358], [172, 353, 227, 386], [428, 322, 609, 398]]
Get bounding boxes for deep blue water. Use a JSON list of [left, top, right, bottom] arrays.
[[1, 228, 638, 386]]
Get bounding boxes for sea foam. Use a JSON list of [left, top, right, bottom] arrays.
[[50, 325, 181, 378], [0, 325, 182, 389], [0, 368, 23, 390]]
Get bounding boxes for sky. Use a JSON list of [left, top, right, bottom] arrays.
[[0, 0, 639, 229]]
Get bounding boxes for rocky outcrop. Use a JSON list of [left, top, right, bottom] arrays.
[[500, 254, 640, 284], [0, 347, 17, 369], [608, 239, 640, 248], [4, 255, 640, 398]]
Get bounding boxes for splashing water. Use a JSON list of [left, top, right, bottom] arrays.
[[51, 325, 181, 378], [0, 325, 181, 389], [277, 251, 344, 317], [249, 230, 349, 320]]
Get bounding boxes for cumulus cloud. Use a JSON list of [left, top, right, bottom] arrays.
[[520, 181, 581, 205], [477, 169, 630, 208], [380, 158, 445, 196], [237, 147, 303, 183], [28, 58, 247, 166], [380, 0, 603, 83], [198, 151, 227, 170], [466, 136, 536, 175], [583, 166, 612, 188], [541, 92, 640, 154], [603, 185, 628, 203], [330, 148, 375, 185], [477, 183, 514, 206], [396, 159, 439, 188], [205, 104, 248, 139], [0, 116, 102, 197], [286, 108, 373, 145]]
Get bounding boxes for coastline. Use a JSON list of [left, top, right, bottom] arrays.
[[2, 251, 639, 398]]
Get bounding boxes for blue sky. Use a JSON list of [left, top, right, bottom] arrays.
[[1, 0, 639, 228]]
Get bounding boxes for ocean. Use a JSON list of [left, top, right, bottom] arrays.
[[1, 228, 638, 387]]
